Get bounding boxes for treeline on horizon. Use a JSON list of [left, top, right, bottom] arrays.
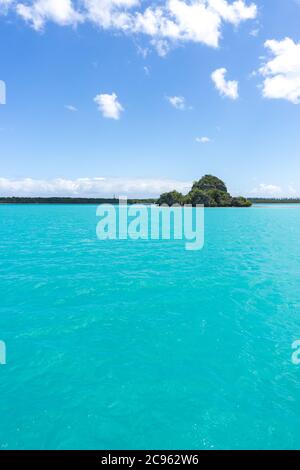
[[249, 198, 300, 204], [1, 197, 300, 205], [0, 197, 157, 204]]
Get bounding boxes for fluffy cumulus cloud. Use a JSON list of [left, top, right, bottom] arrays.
[[16, 0, 83, 30], [211, 67, 239, 99], [3, 0, 257, 53], [84, 0, 257, 49], [259, 38, 300, 104], [0, 176, 192, 198], [94, 92, 124, 119], [83, 0, 138, 30]]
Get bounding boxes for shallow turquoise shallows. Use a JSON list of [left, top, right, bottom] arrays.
[[1, 204, 300, 450]]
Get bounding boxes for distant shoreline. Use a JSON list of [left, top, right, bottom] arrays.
[[1, 197, 300, 205], [249, 198, 300, 204], [0, 197, 156, 205]]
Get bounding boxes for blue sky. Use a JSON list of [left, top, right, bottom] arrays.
[[0, 0, 300, 198]]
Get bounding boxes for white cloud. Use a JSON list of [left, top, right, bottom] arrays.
[[83, 0, 138, 30], [153, 0, 222, 48], [209, 0, 257, 25], [250, 183, 282, 197], [196, 136, 211, 143], [9, 0, 257, 54], [211, 67, 239, 99], [16, 0, 83, 31], [167, 95, 187, 110], [0, 176, 192, 198], [65, 104, 77, 112], [259, 38, 300, 104], [134, 0, 256, 49], [94, 92, 124, 120]]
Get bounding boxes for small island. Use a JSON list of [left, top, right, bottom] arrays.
[[157, 175, 252, 207]]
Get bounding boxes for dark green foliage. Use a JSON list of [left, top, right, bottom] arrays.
[[185, 189, 215, 207], [157, 175, 252, 208], [231, 197, 252, 207], [206, 189, 232, 207], [156, 191, 184, 206], [192, 174, 227, 193]]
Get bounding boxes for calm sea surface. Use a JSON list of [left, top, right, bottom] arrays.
[[0, 204, 300, 449]]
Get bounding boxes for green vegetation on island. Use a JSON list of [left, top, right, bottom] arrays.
[[157, 175, 252, 207]]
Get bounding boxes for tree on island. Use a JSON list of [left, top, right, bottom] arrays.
[[157, 175, 252, 207], [156, 190, 184, 206], [231, 196, 252, 207], [191, 175, 227, 193]]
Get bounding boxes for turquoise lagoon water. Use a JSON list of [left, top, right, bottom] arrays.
[[0, 204, 300, 450]]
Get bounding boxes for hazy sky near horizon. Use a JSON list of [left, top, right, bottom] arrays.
[[0, 0, 300, 198]]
